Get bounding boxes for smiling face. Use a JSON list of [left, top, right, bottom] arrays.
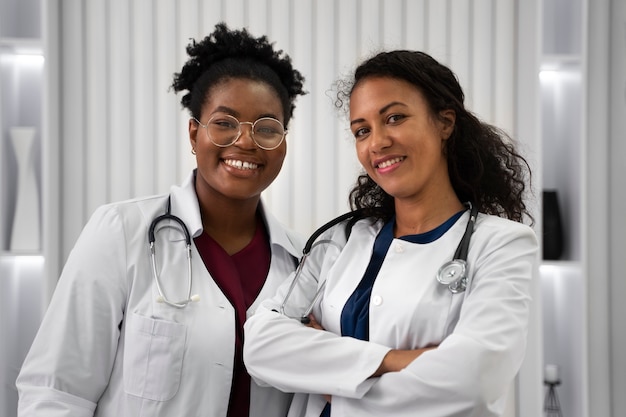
[[190, 78, 287, 205], [349, 76, 456, 205]]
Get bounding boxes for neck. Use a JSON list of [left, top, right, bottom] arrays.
[[196, 192, 261, 255], [393, 195, 464, 237]]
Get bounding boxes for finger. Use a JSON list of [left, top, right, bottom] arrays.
[[305, 314, 324, 330]]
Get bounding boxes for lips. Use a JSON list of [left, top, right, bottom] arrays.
[[376, 156, 405, 169], [224, 159, 259, 170]]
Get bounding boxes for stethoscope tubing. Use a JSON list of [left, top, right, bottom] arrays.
[[148, 199, 197, 308]]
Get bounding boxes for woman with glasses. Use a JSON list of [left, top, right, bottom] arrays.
[[17, 22, 306, 417]]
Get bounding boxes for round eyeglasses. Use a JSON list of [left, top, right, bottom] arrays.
[[193, 113, 287, 150]]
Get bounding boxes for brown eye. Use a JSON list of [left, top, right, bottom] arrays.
[[387, 114, 406, 124], [353, 126, 370, 140]]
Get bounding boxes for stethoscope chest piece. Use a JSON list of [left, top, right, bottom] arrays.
[[435, 202, 479, 294], [437, 259, 467, 293]]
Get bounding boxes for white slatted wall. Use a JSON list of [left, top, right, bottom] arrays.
[[57, 0, 518, 256]]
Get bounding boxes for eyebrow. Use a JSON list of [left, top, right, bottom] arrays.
[[350, 101, 407, 126], [212, 106, 280, 121], [213, 106, 239, 117]]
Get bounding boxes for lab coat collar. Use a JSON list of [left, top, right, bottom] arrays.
[[168, 170, 203, 238], [168, 170, 301, 259], [257, 201, 302, 260]]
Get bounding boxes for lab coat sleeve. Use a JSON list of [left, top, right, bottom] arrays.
[[244, 308, 391, 399], [332, 223, 539, 416], [244, 225, 392, 399], [16, 205, 129, 417]]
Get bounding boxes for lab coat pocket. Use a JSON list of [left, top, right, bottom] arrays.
[[123, 312, 187, 401]]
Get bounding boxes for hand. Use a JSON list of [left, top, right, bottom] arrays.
[[304, 314, 325, 330], [371, 345, 438, 377]]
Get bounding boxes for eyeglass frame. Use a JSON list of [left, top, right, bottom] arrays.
[[192, 113, 288, 151]]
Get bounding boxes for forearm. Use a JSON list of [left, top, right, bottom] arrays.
[[330, 334, 519, 417], [244, 310, 390, 398], [371, 346, 437, 377]]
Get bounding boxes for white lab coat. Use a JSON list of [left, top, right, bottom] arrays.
[[244, 211, 539, 417], [16, 170, 304, 417]]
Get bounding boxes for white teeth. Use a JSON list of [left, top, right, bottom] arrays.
[[377, 157, 404, 168], [224, 159, 259, 170]]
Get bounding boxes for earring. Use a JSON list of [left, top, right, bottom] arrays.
[[191, 148, 196, 155]]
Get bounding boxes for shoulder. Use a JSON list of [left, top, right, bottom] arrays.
[[475, 214, 536, 237], [82, 194, 168, 241], [473, 213, 538, 253], [74, 196, 165, 249]]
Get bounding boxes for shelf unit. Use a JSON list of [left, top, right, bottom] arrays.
[[0, 0, 47, 416], [540, 0, 587, 416]]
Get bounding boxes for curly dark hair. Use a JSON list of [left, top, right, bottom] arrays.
[[171, 22, 306, 127], [336, 50, 533, 224]]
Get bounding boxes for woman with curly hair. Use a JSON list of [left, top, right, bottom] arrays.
[[17, 22, 306, 417], [244, 50, 539, 416]]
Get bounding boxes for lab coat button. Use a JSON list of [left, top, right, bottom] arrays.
[[372, 295, 383, 306], [394, 243, 404, 253]]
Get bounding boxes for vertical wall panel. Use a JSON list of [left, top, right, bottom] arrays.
[[471, 0, 495, 122], [263, 0, 293, 224], [405, 0, 427, 50], [426, 0, 448, 59], [312, 0, 338, 226], [223, 0, 246, 28], [382, 0, 405, 48], [85, 1, 108, 214], [245, 0, 268, 34], [130, 0, 156, 197], [289, 0, 315, 231], [176, 0, 201, 183], [449, 1, 471, 100], [515, 1, 543, 414], [154, 0, 179, 193], [335, 0, 360, 219], [494, 0, 516, 133], [109, 0, 132, 202], [358, 0, 382, 57], [200, 0, 222, 32], [60, 0, 85, 256]]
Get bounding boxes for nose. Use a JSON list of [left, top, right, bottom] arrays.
[[233, 121, 256, 148], [369, 126, 392, 152]]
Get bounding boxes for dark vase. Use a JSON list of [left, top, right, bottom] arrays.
[[542, 190, 564, 260]]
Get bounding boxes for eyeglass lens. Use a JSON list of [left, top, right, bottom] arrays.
[[207, 113, 285, 150]]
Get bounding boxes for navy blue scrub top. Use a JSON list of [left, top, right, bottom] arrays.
[[340, 209, 466, 340]]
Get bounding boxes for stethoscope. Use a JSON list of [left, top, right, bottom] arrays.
[[279, 202, 479, 323], [148, 197, 200, 308]]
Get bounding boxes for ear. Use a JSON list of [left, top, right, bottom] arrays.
[[438, 109, 456, 140], [189, 118, 199, 150]]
